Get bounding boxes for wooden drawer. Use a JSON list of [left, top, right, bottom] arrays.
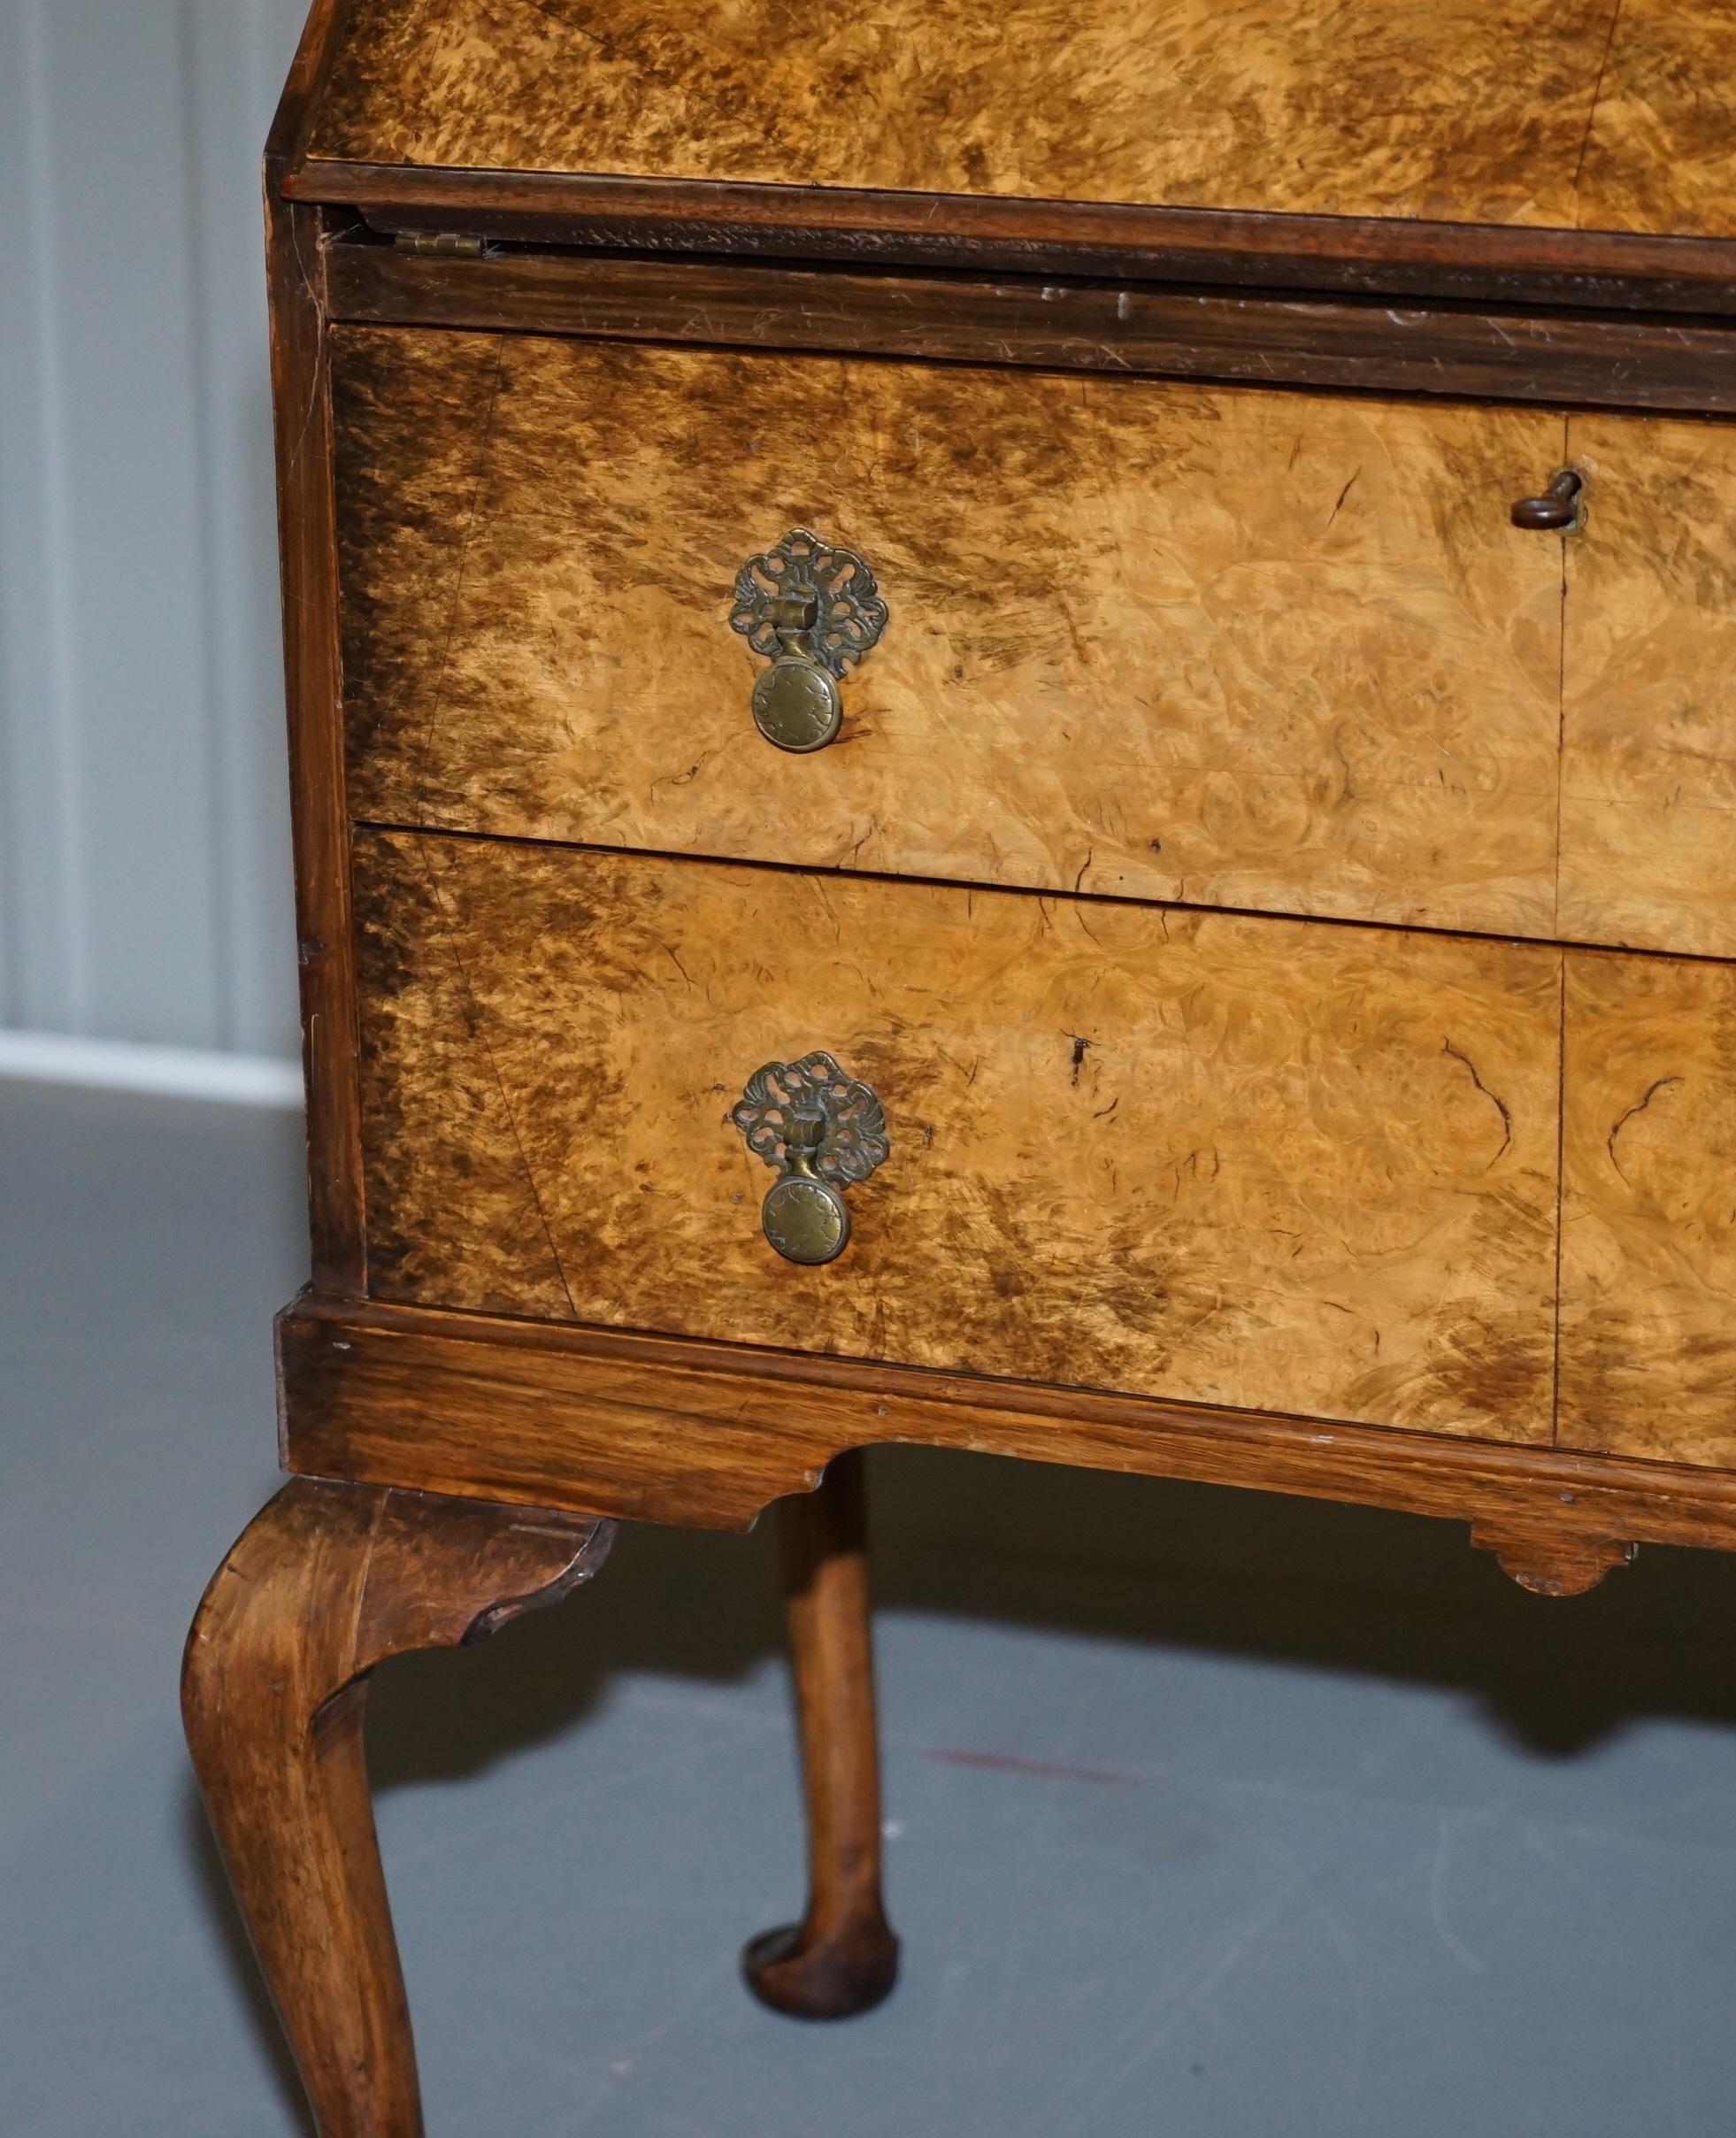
[[334, 327, 1736, 956], [354, 829, 1563, 1442], [1562, 415, 1736, 956], [334, 327, 1568, 938], [1562, 954, 1736, 1470]]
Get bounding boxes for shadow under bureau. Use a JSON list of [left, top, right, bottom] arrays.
[[183, 1, 1736, 2127]]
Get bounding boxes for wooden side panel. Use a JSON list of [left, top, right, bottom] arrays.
[[334, 328, 1566, 940], [1560, 957, 1736, 1468], [267, 196, 367, 1293], [303, 0, 1622, 231], [354, 830, 1563, 1442], [1559, 413, 1736, 957]]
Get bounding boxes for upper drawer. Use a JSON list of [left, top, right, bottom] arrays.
[[333, 327, 1736, 953], [334, 327, 1561, 937]]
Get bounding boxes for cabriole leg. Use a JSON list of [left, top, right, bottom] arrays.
[[181, 1475, 614, 2137], [745, 1450, 900, 2019]]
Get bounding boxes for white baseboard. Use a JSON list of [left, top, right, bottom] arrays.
[[0, 1030, 304, 1107]]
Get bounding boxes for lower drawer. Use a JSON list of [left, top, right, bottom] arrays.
[[354, 831, 1563, 1442]]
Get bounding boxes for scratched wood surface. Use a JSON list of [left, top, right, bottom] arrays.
[[1559, 956, 1736, 1469], [354, 829, 1563, 1442], [1574, 2, 1736, 240], [1559, 413, 1736, 957], [335, 327, 1569, 940], [299, 0, 1727, 240]]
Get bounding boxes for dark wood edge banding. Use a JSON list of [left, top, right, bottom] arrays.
[[277, 1293, 1735, 1555], [263, 4, 372, 1291], [326, 242, 1736, 415], [282, 159, 1736, 317], [267, 203, 366, 1292], [265, 0, 360, 170]]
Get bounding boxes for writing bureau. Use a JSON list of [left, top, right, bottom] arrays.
[[181, 0, 1736, 2126]]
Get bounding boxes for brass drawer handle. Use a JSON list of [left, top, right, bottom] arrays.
[[729, 529, 887, 752], [1511, 469, 1585, 531], [731, 1051, 888, 1265]]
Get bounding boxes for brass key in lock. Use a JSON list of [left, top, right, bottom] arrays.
[[728, 529, 887, 753]]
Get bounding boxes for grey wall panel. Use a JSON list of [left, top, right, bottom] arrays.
[[0, 0, 308, 1056]]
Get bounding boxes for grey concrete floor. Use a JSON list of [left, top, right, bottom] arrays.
[[7, 1080, 1736, 2135]]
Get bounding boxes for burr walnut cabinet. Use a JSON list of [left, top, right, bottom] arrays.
[[183, 0, 1736, 2126]]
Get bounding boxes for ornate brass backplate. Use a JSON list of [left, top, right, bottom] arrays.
[[728, 530, 887, 752], [730, 1051, 888, 1265]]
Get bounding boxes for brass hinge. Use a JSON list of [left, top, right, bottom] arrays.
[[392, 231, 489, 258]]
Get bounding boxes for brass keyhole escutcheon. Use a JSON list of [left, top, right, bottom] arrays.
[[730, 1052, 888, 1266], [729, 530, 887, 753]]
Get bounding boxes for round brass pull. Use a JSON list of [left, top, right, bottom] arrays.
[[729, 529, 887, 752], [1511, 469, 1585, 531], [731, 1052, 888, 1265]]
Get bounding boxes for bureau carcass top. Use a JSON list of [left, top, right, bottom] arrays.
[[277, 0, 1736, 307]]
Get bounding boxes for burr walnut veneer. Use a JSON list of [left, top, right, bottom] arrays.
[[185, 0, 1736, 2127]]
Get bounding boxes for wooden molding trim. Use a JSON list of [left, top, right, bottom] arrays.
[[266, 199, 365, 1293], [282, 160, 1736, 317], [277, 1294, 1736, 1563], [1469, 1521, 1638, 1598], [326, 241, 1736, 416]]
